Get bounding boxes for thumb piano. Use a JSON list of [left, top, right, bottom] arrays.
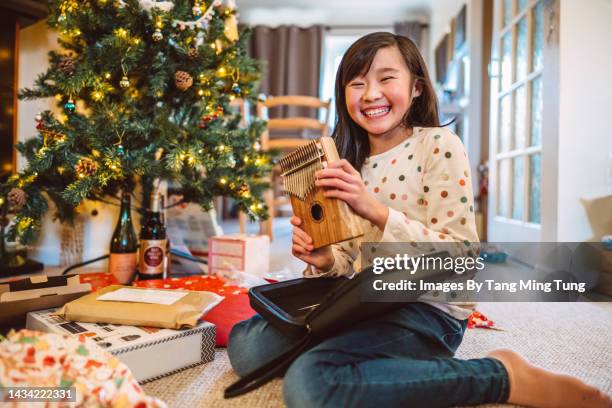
[[279, 137, 364, 249]]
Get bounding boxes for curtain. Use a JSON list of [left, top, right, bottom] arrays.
[[247, 25, 324, 118], [393, 21, 426, 51]]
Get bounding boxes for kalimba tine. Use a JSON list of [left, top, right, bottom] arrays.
[[279, 137, 364, 249]]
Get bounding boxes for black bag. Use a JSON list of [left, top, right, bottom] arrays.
[[224, 251, 455, 398]]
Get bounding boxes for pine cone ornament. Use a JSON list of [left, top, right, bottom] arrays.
[[7, 188, 27, 211], [59, 55, 75, 75], [75, 158, 98, 177], [187, 47, 199, 60], [175, 71, 193, 91], [238, 183, 250, 197]]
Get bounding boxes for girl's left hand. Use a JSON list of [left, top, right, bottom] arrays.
[[315, 159, 389, 230]]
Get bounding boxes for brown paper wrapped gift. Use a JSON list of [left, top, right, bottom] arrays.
[[58, 285, 223, 329]]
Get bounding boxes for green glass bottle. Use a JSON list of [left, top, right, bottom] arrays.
[[109, 193, 138, 284]]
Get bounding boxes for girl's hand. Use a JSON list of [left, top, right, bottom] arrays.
[[290, 216, 335, 271], [315, 159, 389, 230]]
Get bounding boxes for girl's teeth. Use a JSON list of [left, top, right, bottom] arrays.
[[364, 107, 390, 117]]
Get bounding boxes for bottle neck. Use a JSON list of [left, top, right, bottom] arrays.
[[119, 194, 132, 223], [150, 193, 161, 213]]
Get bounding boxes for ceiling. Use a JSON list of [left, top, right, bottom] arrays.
[[1, 0, 48, 28], [235, 0, 462, 27], [235, 0, 443, 9]]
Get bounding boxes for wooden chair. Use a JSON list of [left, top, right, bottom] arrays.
[[255, 95, 331, 240]]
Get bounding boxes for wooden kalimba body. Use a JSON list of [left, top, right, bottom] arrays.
[[279, 137, 364, 249]]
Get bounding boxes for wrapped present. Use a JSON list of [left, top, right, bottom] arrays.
[[467, 310, 499, 330], [0, 329, 166, 407], [0, 275, 91, 327], [26, 310, 215, 383], [79, 273, 256, 346], [57, 285, 223, 329], [208, 234, 270, 278]]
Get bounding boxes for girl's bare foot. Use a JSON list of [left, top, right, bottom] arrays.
[[487, 349, 612, 408]]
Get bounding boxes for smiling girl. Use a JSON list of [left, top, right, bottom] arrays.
[[228, 32, 611, 408]]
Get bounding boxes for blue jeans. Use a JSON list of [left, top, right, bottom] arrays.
[[228, 303, 509, 408]]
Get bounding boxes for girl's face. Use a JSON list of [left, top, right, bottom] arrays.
[[345, 46, 421, 138]]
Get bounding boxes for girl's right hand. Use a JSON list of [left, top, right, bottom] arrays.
[[290, 216, 335, 271]]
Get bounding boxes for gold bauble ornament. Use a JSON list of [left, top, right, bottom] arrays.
[[119, 75, 130, 88], [152, 28, 164, 42]]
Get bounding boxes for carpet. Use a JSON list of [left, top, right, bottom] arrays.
[[143, 301, 612, 407]]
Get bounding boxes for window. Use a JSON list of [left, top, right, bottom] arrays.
[[494, 0, 544, 224]]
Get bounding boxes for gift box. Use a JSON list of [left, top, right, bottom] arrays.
[[26, 309, 216, 383], [77, 272, 256, 346], [208, 234, 270, 278], [57, 285, 223, 329], [0, 275, 91, 328]]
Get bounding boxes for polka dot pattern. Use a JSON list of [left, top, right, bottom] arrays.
[[342, 127, 479, 279]]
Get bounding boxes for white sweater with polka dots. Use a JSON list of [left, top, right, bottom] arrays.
[[304, 126, 480, 320]]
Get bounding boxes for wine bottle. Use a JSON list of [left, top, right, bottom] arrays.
[[109, 192, 138, 284], [138, 193, 166, 280]]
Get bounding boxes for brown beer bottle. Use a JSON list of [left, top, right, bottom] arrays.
[[137, 193, 166, 280], [109, 193, 138, 284]]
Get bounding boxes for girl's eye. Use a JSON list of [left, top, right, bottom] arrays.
[[349, 82, 365, 88], [381, 76, 395, 82]]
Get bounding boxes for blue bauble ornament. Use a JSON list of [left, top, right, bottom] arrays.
[[117, 144, 125, 155], [231, 82, 241, 95], [64, 99, 76, 113]]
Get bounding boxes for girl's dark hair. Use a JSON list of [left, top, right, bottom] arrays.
[[332, 32, 440, 171]]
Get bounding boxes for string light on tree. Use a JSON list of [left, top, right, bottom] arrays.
[[91, 90, 104, 101], [115, 27, 128, 38]]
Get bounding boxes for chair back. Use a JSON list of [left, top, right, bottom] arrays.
[[257, 95, 331, 150]]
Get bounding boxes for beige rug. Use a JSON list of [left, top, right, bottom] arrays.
[[143, 302, 612, 407]]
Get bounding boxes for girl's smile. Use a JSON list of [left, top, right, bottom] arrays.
[[361, 105, 391, 118], [345, 46, 421, 151]]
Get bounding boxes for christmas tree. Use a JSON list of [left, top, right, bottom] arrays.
[[2, 0, 271, 245]]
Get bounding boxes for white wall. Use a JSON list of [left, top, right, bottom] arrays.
[[18, 20, 116, 267], [556, 0, 612, 241]]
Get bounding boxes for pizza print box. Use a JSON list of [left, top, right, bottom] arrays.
[[0, 275, 91, 328], [26, 309, 215, 383], [208, 234, 270, 278]]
